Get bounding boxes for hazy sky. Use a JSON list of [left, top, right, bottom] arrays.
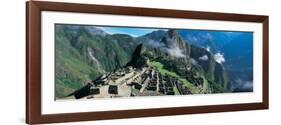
[[95, 26, 250, 38], [96, 26, 166, 37]]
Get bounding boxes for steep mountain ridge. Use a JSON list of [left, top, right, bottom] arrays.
[[55, 25, 139, 98]]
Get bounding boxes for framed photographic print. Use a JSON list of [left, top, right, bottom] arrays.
[[26, 1, 269, 124]]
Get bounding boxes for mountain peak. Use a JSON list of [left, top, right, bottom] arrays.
[[139, 30, 167, 42], [160, 29, 187, 50], [126, 44, 149, 68], [167, 29, 179, 38]]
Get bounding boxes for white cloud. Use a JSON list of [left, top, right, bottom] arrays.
[[161, 38, 186, 58], [164, 47, 186, 58], [199, 55, 208, 61], [205, 46, 210, 52], [147, 40, 164, 48], [232, 79, 253, 91], [145, 38, 185, 58], [190, 58, 198, 65], [214, 52, 225, 64]]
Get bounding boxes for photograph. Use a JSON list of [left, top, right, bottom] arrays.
[[55, 24, 254, 100], [25, 1, 269, 124]]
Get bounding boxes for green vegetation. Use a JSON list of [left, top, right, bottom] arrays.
[[208, 80, 228, 93], [55, 25, 139, 98], [150, 61, 178, 77], [173, 86, 180, 95], [150, 61, 198, 92]]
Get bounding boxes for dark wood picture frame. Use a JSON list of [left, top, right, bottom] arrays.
[[26, 1, 269, 124]]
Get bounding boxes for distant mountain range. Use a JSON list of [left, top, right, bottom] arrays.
[[178, 30, 253, 91], [55, 25, 253, 98]]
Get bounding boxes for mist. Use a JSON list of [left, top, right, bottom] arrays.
[[214, 52, 225, 64]]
